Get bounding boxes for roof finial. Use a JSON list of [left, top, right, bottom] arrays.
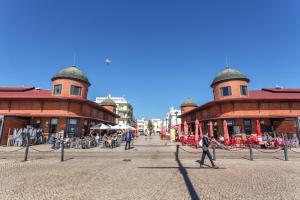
[[72, 53, 76, 67], [225, 56, 229, 69]]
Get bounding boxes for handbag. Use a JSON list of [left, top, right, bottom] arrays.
[[199, 139, 203, 147]]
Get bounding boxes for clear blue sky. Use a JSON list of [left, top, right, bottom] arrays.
[[0, 0, 299, 119]]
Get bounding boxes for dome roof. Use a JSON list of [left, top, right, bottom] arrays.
[[100, 98, 117, 107], [211, 67, 249, 87], [51, 65, 90, 85], [181, 98, 197, 107]]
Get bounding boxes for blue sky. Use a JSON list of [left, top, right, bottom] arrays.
[[0, 0, 300, 119]]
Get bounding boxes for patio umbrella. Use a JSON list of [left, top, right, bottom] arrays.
[[90, 123, 101, 130], [223, 120, 230, 144], [178, 124, 182, 137], [100, 124, 111, 130], [195, 120, 199, 142], [199, 122, 203, 140], [209, 121, 214, 138], [256, 119, 262, 144], [111, 124, 127, 130], [162, 127, 167, 136], [184, 121, 189, 136]]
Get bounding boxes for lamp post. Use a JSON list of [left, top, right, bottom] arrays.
[[165, 117, 168, 132]]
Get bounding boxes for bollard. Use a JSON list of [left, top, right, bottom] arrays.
[[284, 144, 288, 161], [249, 144, 253, 161], [176, 145, 179, 161], [24, 133, 30, 161], [24, 142, 29, 161], [212, 145, 216, 161], [60, 141, 65, 162]]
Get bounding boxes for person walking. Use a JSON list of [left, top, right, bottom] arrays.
[[125, 130, 132, 150], [200, 132, 218, 168]]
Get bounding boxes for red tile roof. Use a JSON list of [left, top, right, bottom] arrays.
[[0, 87, 118, 117], [181, 88, 300, 116], [248, 88, 300, 99], [0, 87, 51, 97]]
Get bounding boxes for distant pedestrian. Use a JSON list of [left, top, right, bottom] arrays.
[[125, 131, 132, 150], [200, 132, 218, 168]]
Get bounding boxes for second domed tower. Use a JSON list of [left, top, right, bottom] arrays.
[[181, 98, 197, 114], [100, 98, 117, 113], [211, 68, 250, 100], [51, 65, 90, 99]]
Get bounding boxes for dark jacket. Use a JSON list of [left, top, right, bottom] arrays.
[[202, 135, 211, 151], [125, 132, 132, 142]]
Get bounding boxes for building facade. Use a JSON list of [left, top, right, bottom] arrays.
[[151, 118, 162, 133], [0, 65, 118, 144], [164, 107, 181, 131], [95, 95, 135, 126], [137, 118, 162, 134], [180, 68, 300, 139], [137, 118, 148, 133]]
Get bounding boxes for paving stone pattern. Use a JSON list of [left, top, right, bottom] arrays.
[[0, 135, 299, 200]]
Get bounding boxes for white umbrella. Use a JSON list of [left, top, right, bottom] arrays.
[[90, 123, 101, 130], [111, 124, 128, 130], [100, 124, 111, 130], [91, 123, 111, 130], [126, 125, 136, 131]]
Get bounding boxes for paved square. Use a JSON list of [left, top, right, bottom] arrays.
[[0, 135, 299, 200]]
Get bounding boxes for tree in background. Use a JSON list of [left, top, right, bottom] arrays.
[[147, 120, 154, 135]]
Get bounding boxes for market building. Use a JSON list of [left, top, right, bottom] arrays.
[[95, 95, 136, 126], [180, 68, 300, 139], [0, 65, 118, 144]]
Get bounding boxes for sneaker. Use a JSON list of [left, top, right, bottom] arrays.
[[212, 165, 219, 169], [200, 165, 204, 168]]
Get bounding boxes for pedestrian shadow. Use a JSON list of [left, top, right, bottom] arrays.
[[138, 153, 201, 200], [64, 157, 74, 162], [176, 153, 201, 200], [272, 156, 285, 161], [194, 160, 226, 169], [241, 156, 251, 161]]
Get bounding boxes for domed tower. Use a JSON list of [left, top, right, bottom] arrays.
[[51, 65, 90, 99], [211, 68, 250, 100], [181, 98, 197, 114], [100, 98, 117, 113]]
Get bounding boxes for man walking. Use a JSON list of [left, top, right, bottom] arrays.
[[125, 130, 132, 150], [200, 132, 218, 168]]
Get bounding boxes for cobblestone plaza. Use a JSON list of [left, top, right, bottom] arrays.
[[0, 135, 299, 200]]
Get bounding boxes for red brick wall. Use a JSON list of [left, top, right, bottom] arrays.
[[1, 117, 29, 145], [273, 119, 297, 134], [213, 80, 249, 100], [52, 79, 89, 99], [0, 99, 116, 124]]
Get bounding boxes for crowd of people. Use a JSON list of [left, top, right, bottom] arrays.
[[216, 133, 299, 148], [47, 130, 134, 150]]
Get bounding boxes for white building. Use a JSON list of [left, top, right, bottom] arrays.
[[137, 118, 148, 133], [163, 107, 181, 131], [137, 118, 162, 134], [95, 94, 135, 126], [151, 118, 162, 133]]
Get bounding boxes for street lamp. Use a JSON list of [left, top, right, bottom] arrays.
[[165, 117, 168, 131]]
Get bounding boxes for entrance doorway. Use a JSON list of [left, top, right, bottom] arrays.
[[67, 118, 79, 137]]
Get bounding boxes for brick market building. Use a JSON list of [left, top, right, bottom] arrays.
[[180, 68, 300, 139], [0, 65, 118, 144]]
